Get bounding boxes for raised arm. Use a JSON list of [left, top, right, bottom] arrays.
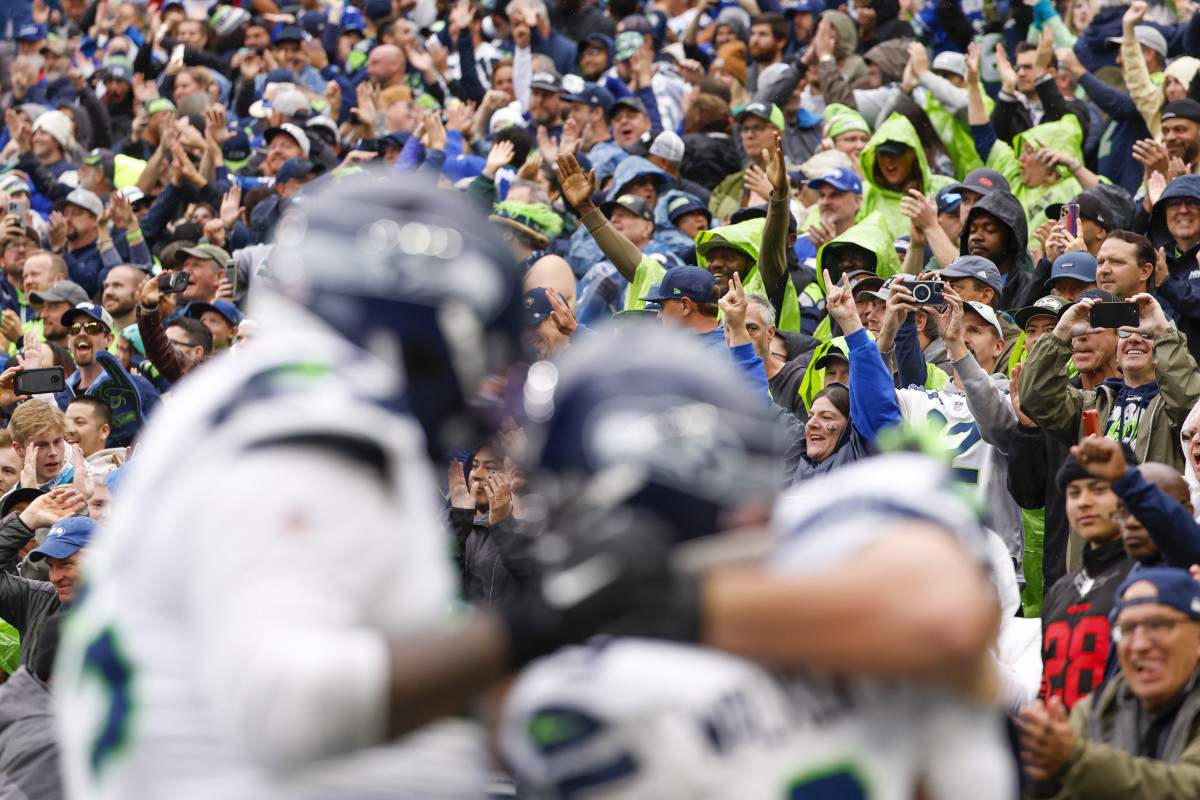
[[1017, 299, 1100, 445], [758, 132, 789, 300], [555, 154, 644, 283], [939, 287, 1019, 452]]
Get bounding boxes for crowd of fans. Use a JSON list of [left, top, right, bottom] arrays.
[[3, 0, 1200, 794]]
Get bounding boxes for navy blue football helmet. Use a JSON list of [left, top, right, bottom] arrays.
[[521, 325, 783, 543], [270, 174, 525, 456]]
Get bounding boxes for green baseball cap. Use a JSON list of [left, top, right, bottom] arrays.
[[734, 101, 785, 130]]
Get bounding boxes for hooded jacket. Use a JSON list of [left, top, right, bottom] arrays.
[[959, 190, 1039, 313], [1148, 175, 1200, 363], [0, 667, 62, 800], [858, 113, 955, 239], [1019, 327, 1200, 473], [694, 196, 797, 330], [816, 209, 901, 284], [680, 132, 741, 192], [981, 115, 1085, 248]]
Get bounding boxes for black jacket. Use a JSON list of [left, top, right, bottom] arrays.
[[992, 73, 1092, 147], [960, 190, 1040, 312], [680, 133, 742, 192], [0, 513, 60, 671], [449, 508, 534, 606], [1008, 415, 1075, 590], [1039, 538, 1135, 710]]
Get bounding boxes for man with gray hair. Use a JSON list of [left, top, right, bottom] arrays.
[[727, 293, 807, 418]]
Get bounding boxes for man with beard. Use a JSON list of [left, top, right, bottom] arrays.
[[958, 189, 1039, 312], [250, 124, 311, 179], [1160, 100, 1200, 175], [101, 265, 146, 333], [99, 58, 137, 144], [13, 39, 76, 109], [526, 71, 564, 138], [50, 190, 105, 297], [747, 13, 788, 93], [607, 96, 653, 150]]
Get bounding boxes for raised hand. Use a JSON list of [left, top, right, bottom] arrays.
[[965, 41, 980, 85], [822, 269, 859, 331], [19, 487, 86, 530], [907, 41, 929, 79], [219, 184, 244, 228], [899, 188, 937, 233], [1009, 363, 1037, 427], [995, 43, 1017, 94], [554, 153, 597, 214], [1154, 246, 1169, 287], [1070, 434, 1129, 483], [536, 125, 559, 164], [546, 288, 578, 340], [70, 443, 95, 499], [762, 131, 788, 199], [484, 139, 514, 178], [448, 459, 474, 509], [1122, 0, 1148, 31], [936, 284, 966, 347]]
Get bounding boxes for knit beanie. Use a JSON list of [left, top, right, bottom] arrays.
[[710, 41, 748, 87], [824, 103, 870, 140], [32, 110, 74, 151], [1055, 441, 1137, 491]]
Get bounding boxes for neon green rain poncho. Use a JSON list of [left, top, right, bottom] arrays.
[[693, 215, 802, 332], [858, 113, 956, 240], [810, 211, 897, 343], [984, 114, 1085, 250]]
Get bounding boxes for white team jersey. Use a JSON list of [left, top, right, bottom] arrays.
[[896, 385, 1025, 581], [54, 312, 486, 800], [501, 455, 1016, 799]]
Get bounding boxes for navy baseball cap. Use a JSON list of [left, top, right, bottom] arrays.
[[783, 0, 824, 15], [62, 301, 116, 331], [187, 299, 245, 326], [29, 516, 101, 562], [935, 185, 962, 214], [1112, 567, 1200, 623], [523, 287, 562, 325], [1045, 252, 1097, 288], [809, 167, 862, 195], [273, 24, 304, 44], [275, 157, 321, 184], [666, 195, 711, 226], [561, 84, 615, 113], [639, 266, 717, 304], [17, 22, 48, 40]]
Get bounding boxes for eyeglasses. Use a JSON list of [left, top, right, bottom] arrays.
[[1112, 615, 1194, 644], [1165, 197, 1200, 210], [69, 321, 108, 336], [1109, 507, 1131, 522], [1117, 330, 1153, 339]]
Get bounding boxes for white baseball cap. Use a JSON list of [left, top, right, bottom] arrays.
[[964, 301, 1004, 339], [931, 51, 967, 79]]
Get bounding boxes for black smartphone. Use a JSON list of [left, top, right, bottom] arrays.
[[159, 270, 190, 294], [14, 367, 65, 396], [908, 280, 945, 306], [1090, 301, 1139, 329]]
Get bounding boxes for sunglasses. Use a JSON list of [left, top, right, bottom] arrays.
[[69, 321, 108, 336], [1165, 197, 1200, 210]]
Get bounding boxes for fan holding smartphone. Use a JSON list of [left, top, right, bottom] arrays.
[[1016, 290, 1200, 472]]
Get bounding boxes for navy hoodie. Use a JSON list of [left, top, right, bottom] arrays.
[[1100, 378, 1158, 443]]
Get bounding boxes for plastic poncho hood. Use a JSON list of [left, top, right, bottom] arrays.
[[816, 210, 901, 284], [695, 214, 803, 331], [859, 113, 954, 238]]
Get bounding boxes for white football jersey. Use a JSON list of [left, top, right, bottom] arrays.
[[896, 384, 1025, 582], [54, 314, 486, 800], [501, 455, 1016, 799]]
